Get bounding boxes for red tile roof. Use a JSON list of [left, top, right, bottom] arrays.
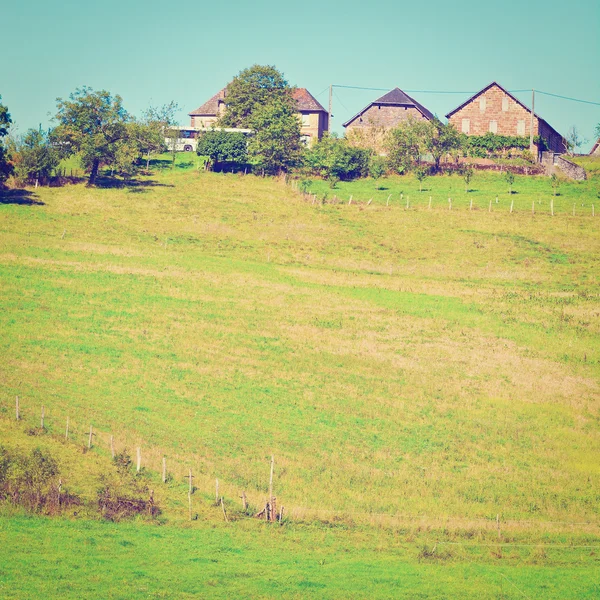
[[292, 88, 327, 113]]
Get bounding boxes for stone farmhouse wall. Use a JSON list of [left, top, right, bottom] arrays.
[[540, 152, 587, 180], [345, 105, 426, 133], [447, 84, 563, 154]]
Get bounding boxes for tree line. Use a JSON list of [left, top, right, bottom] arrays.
[[2, 64, 599, 189]]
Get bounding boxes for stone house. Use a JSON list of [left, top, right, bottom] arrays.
[[445, 82, 565, 154], [342, 88, 434, 133], [589, 139, 600, 156], [188, 87, 328, 146]]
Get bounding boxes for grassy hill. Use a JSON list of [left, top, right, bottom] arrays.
[[1, 159, 599, 598]]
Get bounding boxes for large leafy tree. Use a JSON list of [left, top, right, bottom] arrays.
[[385, 115, 430, 174], [0, 95, 13, 185], [53, 87, 129, 185], [247, 99, 302, 174], [219, 65, 296, 128]]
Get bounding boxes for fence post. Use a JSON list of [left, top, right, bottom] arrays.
[[110, 435, 115, 459], [15, 396, 19, 421], [510, 199, 514, 214], [162, 456, 167, 483], [387, 194, 391, 206], [136, 447, 141, 473], [41, 405, 45, 429]]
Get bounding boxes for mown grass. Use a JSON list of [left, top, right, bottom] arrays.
[[1, 157, 599, 596]]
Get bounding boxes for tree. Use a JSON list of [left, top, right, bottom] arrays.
[[11, 127, 60, 184], [385, 116, 429, 174], [461, 165, 474, 193], [423, 119, 462, 172], [0, 95, 13, 185], [132, 102, 178, 170], [550, 173, 560, 196], [415, 166, 428, 192], [303, 134, 369, 183], [247, 99, 302, 174], [53, 87, 129, 185], [196, 130, 248, 168], [219, 65, 295, 128], [504, 170, 515, 194], [565, 126, 584, 156], [369, 155, 387, 188]]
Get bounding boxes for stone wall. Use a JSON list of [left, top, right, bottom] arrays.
[[448, 84, 534, 137], [541, 152, 587, 181], [345, 105, 427, 133]]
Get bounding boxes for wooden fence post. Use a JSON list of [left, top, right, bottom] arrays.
[[532, 200, 535, 215], [386, 194, 391, 206], [469, 199, 473, 211], [162, 456, 167, 483], [110, 435, 115, 459], [488, 199, 492, 212], [348, 195, 352, 205], [241, 491, 247, 511], [269, 455, 274, 508], [221, 497, 228, 522], [551, 198, 554, 216], [136, 447, 141, 473], [41, 405, 45, 429], [510, 199, 514, 214]]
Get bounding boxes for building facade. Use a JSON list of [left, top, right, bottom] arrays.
[[189, 87, 328, 146], [445, 82, 565, 154]]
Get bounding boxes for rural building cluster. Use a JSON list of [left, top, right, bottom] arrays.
[[189, 80, 567, 155]]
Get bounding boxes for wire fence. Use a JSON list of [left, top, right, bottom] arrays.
[[5, 396, 600, 538]]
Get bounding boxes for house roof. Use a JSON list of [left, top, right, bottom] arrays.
[[293, 88, 327, 113], [190, 86, 326, 117], [590, 139, 600, 155], [189, 88, 228, 117], [342, 87, 434, 127]]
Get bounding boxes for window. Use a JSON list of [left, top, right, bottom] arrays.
[[502, 97, 509, 112], [462, 118, 470, 134], [300, 135, 311, 146], [517, 120, 526, 135], [479, 97, 486, 113], [489, 120, 497, 134], [301, 113, 311, 127]]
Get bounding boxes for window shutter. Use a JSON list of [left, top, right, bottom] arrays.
[[502, 97, 509, 112], [462, 119, 470, 134], [489, 120, 498, 134], [479, 97, 486, 113]]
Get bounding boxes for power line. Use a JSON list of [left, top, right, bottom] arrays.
[[330, 84, 599, 106], [536, 90, 600, 106]]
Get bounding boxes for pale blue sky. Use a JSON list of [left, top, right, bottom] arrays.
[[3, 0, 599, 148]]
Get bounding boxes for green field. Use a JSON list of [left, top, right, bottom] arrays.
[[1, 159, 599, 597]]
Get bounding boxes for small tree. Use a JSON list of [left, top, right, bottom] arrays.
[[423, 119, 462, 172], [415, 166, 428, 192], [550, 173, 560, 196], [385, 115, 428, 174], [505, 171, 515, 194], [369, 155, 387, 189], [53, 87, 129, 185], [461, 165, 474, 193], [565, 126, 584, 157], [11, 127, 60, 184]]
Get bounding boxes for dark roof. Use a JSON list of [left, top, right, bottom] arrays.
[[590, 139, 600, 155], [342, 87, 434, 127], [293, 88, 327, 112], [189, 88, 228, 117]]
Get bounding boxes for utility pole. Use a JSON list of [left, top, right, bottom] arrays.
[[530, 89, 535, 152], [328, 85, 333, 134]]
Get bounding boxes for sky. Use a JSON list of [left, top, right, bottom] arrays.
[[2, 0, 599, 150]]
